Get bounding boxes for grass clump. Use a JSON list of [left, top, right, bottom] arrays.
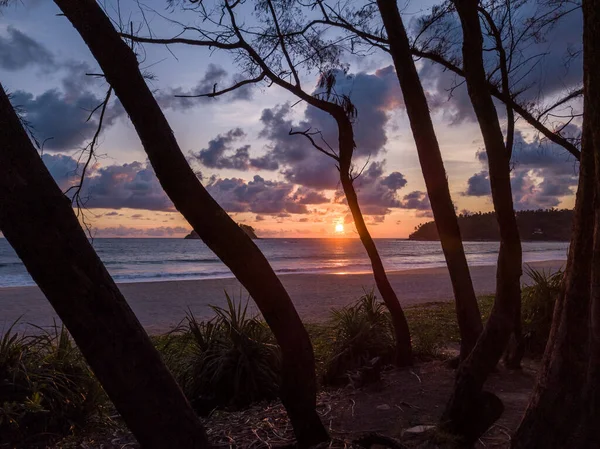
[[323, 290, 394, 385], [405, 296, 494, 359], [0, 323, 103, 446], [164, 293, 281, 415], [522, 266, 563, 356]]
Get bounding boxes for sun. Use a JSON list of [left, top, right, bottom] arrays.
[[334, 223, 344, 234]]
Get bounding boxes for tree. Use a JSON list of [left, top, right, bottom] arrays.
[[303, 0, 582, 161], [122, 0, 413, 365], [511, 1, 598, 447], [53, 0, 328, 445], [375, 0, 483, 359], [438, 0, 524, 442], [0, 84, 209, 449]]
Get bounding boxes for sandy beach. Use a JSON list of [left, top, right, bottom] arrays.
[[0, 260, 565, 334]]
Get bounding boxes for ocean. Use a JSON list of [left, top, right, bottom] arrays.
[[0, 238, 570, 288]]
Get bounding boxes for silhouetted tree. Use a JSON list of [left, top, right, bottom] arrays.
[[305, 0, 581, 161], [438, 0, 524, 442], [0, 84, 209, 449], [410, 209, 575, 241], [122, 0, 413, 365], [512, 1, 599, 447], [376, 0, 483, 359], [53, 0, 328, 445]]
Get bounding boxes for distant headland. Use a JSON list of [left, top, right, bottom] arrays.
[[185, 223, 259, 240], [409, 209, 574, 241]]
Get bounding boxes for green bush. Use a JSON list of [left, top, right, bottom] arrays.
[[323, 290, 394, 385], [522, 266, 563, 355], [0, 323, 103, 445], [168, 293, 281, 414]]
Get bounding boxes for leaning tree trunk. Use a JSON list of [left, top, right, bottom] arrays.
[[512, 1, 598, 446], [53, 1, 328, 446], [580, 0, 600, 442], [0, 84, 209, 449], [511, 98, 595, 449], [376, 0, 483, 359], [439, 0, 523, 443], [579, 2, 600, 444], [337, 120, 413, 366]]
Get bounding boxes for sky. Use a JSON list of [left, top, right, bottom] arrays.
[[0, 0, 583, 238]]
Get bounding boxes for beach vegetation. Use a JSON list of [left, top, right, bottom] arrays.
[[323, 290, 395, 385], [521, 267, 563, 356], [0, 323, 103, 446], [51, 0, 328, 443], [162, 294, 281, 414]]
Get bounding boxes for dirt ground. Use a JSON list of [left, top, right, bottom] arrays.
[[49, 359, 537, 449]]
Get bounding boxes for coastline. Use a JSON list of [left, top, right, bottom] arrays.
[[0, 260, 565, 334]]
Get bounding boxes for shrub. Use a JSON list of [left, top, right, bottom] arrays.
[[0, 323, 103, 446], [171, 293, 281, 414], [323, 290, 394, 385], [522, 266, 563, 355]]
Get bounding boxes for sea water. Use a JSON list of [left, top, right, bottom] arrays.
[[0, 238, 569, 288]]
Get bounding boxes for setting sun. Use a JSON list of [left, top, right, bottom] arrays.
[[334, 223, 344, 233]]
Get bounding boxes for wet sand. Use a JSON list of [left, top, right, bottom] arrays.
[[0, 260, 565, 334]]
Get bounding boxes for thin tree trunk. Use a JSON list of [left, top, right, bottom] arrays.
[[53, 1, 328, 446], [0, 84, 209, 449], [335, 120, 412, 366], [513, 2, 597, 446], [376, 0, 483, 359], [503, 301, 524, 369], [439, 1, 523, 442]]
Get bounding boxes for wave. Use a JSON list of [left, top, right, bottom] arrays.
[[0, 262, 25, 268], [112, 269, 234, 283], [104, 258, 220, 266]]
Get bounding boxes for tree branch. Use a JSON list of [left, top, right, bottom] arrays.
[[536, 88, 584, 121], [411, 48, 581, 160], [478, 5, 515, 157], [175, 72, 266, 98], [119, 32, 241, 50], [289, 127, 339, 161]]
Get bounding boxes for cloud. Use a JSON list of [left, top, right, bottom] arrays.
[[84, 161, 174, 211], [462, 132, 579, 209], [41, 153, 80, 190], [293, 186, 330, 205], [399, 190, 432, 217], [94, 225, 188, 238], [10, 86, 121, 152], [464, 171, 491, 196], [192, 127, 276, 170], [0, 26, 55, 71], [415, 3, 583, 124], [248, 66, 404, 190], [206, 175, 310, 215], [347, 162, 409, 215], [41, 154, 174, 211], [156, 64, 252, 110]]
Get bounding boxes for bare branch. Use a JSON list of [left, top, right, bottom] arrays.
[[411, 48, 581, 160], [265, 0, 301, 87], [119, 32, 241, 50], [289, 127, 339, 161], [478, 5, 514, 157], [175, 72, 266, 98], [536, 88, 584, 121], [65, 85, 113, 237]]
